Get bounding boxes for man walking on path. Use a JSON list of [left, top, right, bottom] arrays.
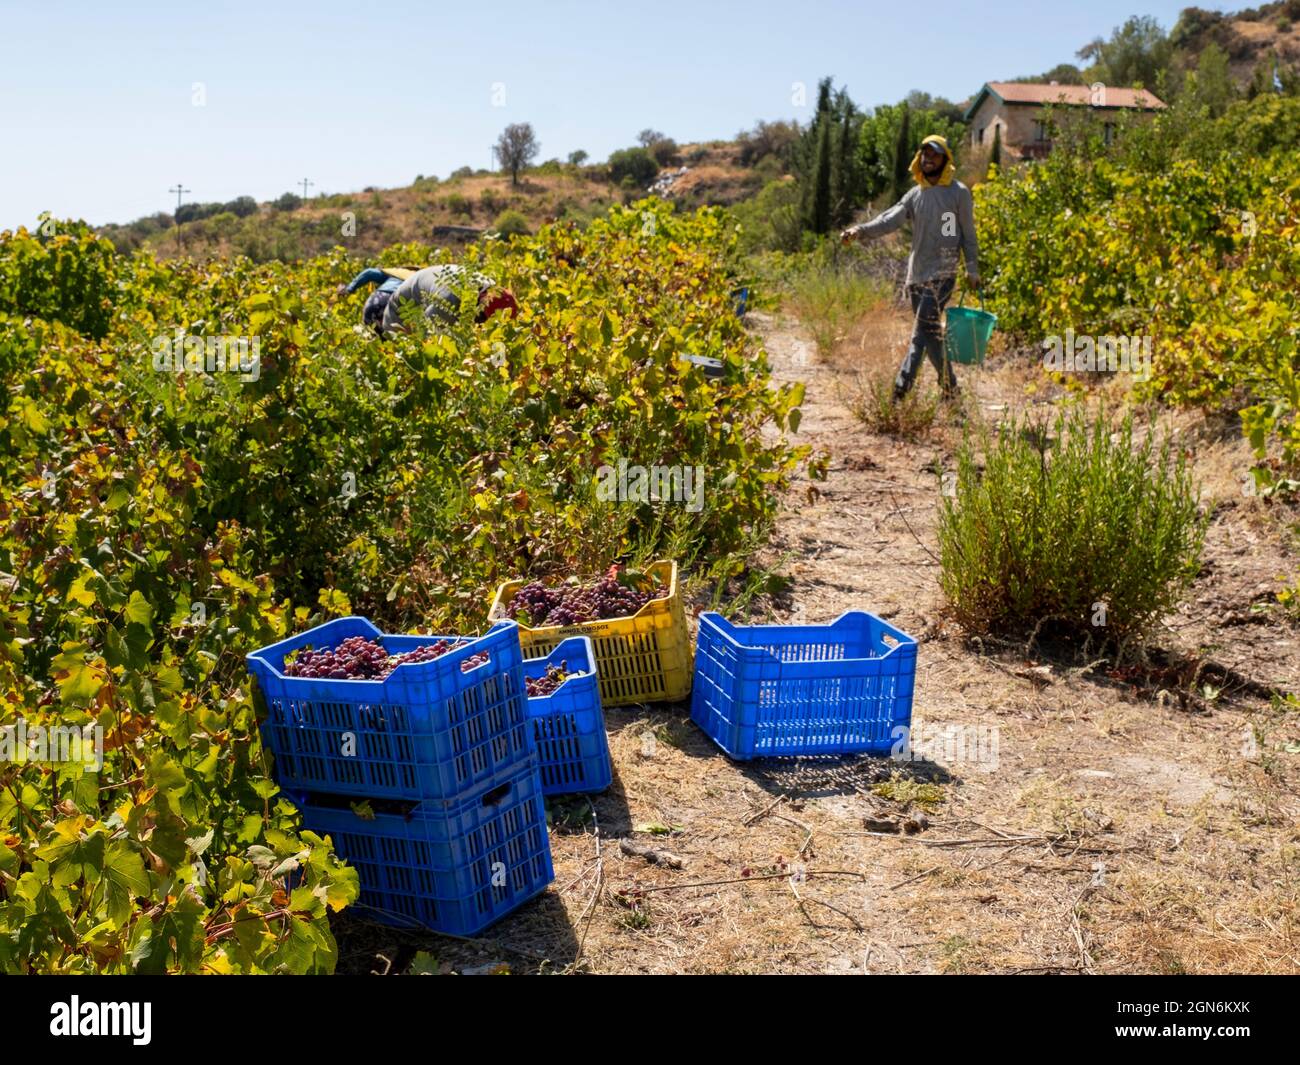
[[840, 135, 980, 401]]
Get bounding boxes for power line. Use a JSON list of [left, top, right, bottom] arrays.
[[300, 177, 314, 200], [169, 183, 191, 254]]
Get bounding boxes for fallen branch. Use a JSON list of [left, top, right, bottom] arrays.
[[629, 870, 867, 895], [619, 839, 686, 869]]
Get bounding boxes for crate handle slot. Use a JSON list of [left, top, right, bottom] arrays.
[[481, 782, 512, 807]]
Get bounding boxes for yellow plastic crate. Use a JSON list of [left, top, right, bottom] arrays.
[[488, 560, 692, 707]]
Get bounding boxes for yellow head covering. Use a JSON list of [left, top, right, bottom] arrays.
[[909, 135, 956, 187]]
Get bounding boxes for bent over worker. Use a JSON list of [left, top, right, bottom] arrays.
[[337, 266, 417, 334], [380, 264, 518, 337], [841, 135, 980, 402]]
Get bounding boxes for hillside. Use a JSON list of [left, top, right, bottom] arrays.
[[1174, 1, 1300, 82], [97, 141, 763, 262]]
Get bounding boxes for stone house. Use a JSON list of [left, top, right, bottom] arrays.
[[964, 82, 1167, 160]]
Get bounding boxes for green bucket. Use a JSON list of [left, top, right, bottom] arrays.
[[944, 294, 997, 366]]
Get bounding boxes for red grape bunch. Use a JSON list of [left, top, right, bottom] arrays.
[[525, 662, 570, 697], [285, 636, 391, 679], [510, 566, 664, 627], [285, 636, 489, 680]]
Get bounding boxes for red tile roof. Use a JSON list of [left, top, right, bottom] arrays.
[[984, 82, 1166, 110]]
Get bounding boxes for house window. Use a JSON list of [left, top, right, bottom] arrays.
[[1033, 120, 1050, 142], [978, 126, 986, 145], [1103, 122, 1116, 145]]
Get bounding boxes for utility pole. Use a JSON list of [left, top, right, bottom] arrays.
[[169, 183, 191, 254], [300, 177, 314, 201]]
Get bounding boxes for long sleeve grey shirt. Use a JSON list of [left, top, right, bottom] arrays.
[[381, 264, 492, 334], [846, 181, 979, 288]]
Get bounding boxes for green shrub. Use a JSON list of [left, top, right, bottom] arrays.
[[729, 179, 804, 254], [938, 407, 1206, 645], [608, 147, 659, 186], [445, 192, 471, 217], [648, 138, 679, 167], [492, 209, 530, 237]]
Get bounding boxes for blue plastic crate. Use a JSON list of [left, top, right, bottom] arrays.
[[524, 637, 611, 795], [246, 617, 535, 803], [295, 765, 554, 936], [690, 611, 917, 759]]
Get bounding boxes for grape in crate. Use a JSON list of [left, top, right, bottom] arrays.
[[509, 564, 665, 627]]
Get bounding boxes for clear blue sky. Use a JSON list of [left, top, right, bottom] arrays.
[[0, 0, 1199, 230]]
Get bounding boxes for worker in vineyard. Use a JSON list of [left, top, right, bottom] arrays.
[[337, 265, 418, 335], [379, 263, 518, 337], [840, 134, 979, 402]]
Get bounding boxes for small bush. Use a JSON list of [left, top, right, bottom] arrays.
[[938, 406, 1206, 645], [445, 192, 472, 217], [849, 367, 939, 438], [607, 147, 659, 186], [492, 209, 530, 237], [730, 178, 803, 253], [648, 138, 679, 166]]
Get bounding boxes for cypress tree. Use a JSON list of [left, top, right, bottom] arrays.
[[799, 78, 835, 233], [808, 117, 833, 234], [830, 90, 860, 227], [891, 106, 912, 202], [990, 124, 1003, 170]]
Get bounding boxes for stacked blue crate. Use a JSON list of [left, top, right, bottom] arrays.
[[522, 636, 611, 795], [247, 616, 553, 935]]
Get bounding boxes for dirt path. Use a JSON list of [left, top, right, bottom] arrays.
[[338, 308, 1299, 976]]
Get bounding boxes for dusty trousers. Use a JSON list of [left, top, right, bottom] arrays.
[[895, 276, 958, 398]]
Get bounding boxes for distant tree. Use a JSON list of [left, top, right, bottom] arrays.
[[495, 123, 540, 186], [647, 138, 679, 166], [607, 147, 659, 186], [891, 105, 912, 203], [736, 119, 801, 167], [829, 87, 864, 224], [794, 78, 864, 233], [224, 196, 258, 217], [1170, 6, 1224, 49], [857, 98, 965, 204], [1077, 15, 1173, 89], [1019, 63, 1087, 86], [568, 149, 589, 166], [1186, 41, 1239, 116], [272, 192, 302, 212], [805, 116, 833, 234], [175, 202, 224, 224], [450, 166, 474, 180], [637, 128, 666, 148]]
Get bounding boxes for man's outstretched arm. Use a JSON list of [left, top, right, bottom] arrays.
[[841, 190, 913, 244]]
